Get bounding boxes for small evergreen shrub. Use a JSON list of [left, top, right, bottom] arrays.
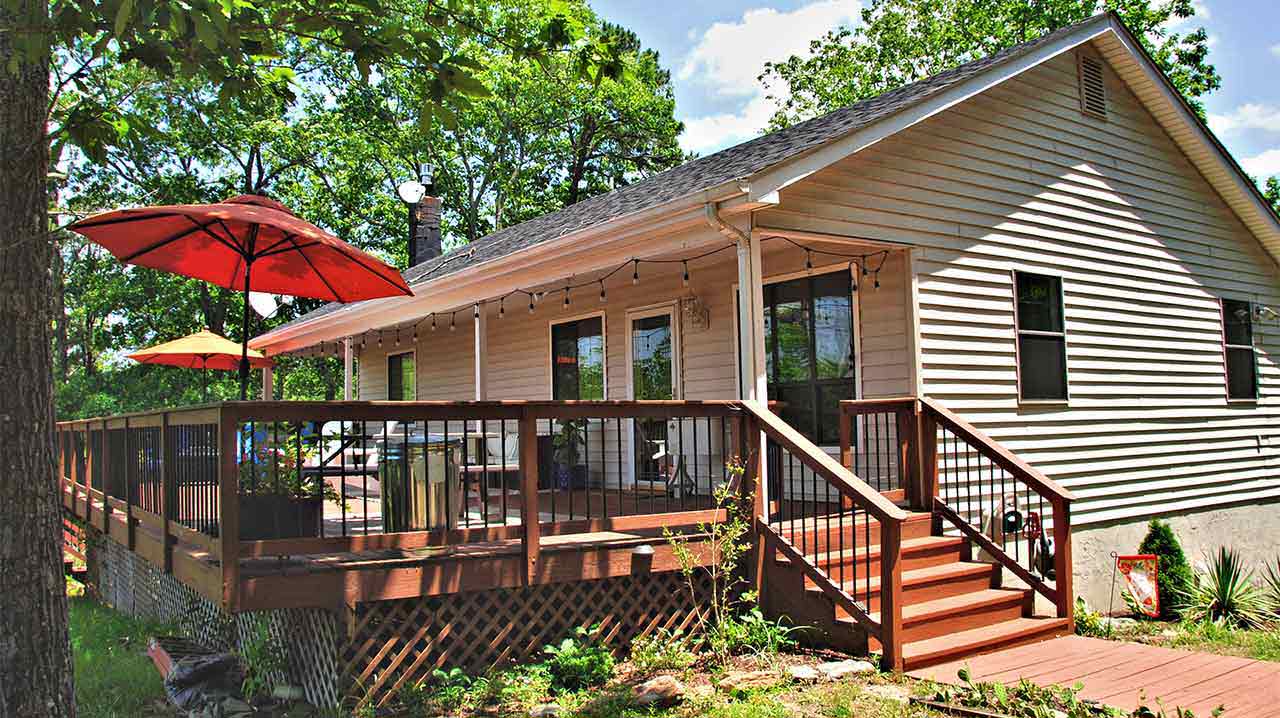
[[1136, 519, 1193, 620]]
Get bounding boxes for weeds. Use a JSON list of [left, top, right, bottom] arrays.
[[629, 627, 698, 673], [543, 624, 616, 692]]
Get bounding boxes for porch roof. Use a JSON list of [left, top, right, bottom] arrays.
[[254, 10, 1280, 353]]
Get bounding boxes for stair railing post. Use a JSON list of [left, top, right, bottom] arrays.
[[1052, 498, 1073, 627], [896, 402, 920, 510], [519, 408, 541, 586], [838, 405, 853, 511], [879, 517, 905, 672], [918, 406, 939, 511]]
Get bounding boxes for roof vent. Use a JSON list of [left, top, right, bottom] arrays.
[[1077, 53, 1107, 120]]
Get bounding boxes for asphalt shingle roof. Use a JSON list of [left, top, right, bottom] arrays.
[[274, 14, 1107, 333]]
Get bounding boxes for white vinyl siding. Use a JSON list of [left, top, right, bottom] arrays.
[[758, 46, 1280, 526]]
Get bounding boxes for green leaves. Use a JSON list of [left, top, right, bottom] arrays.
[[113, 0, 134, 38]]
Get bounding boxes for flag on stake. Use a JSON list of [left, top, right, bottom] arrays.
[[1117, 554, 1160, 618]]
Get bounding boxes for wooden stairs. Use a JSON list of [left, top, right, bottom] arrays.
[[763, 509, 1071, 671]]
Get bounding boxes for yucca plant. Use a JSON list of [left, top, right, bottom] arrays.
[[1263, 556, 1280, 619], [1179, 547, 1270, 629]]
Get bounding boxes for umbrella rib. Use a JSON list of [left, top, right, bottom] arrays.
[[74, 211, 183, 229], [283, 233, 346, 302], [118, 220, 215, 263], [256, 240, 321, 259], [253, 232, 298, 258], [320, 242, 414, 296]]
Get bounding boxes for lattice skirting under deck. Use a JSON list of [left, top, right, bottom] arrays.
[[344, 571, 714, 707]]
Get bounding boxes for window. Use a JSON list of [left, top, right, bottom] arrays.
[[764, 272, 855, 444], [387, 351, 415, 400], [1222, 299, 1258, 401], [1015, 272, 1068, 402], [551, 315, 605, 400]]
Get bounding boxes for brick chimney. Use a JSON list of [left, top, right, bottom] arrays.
[[410, 195, 442, 266]]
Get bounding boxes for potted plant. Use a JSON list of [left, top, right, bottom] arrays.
[[237, 429, 336, 540], [551, 419, 589, 490]]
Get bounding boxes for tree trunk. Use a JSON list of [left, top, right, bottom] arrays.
[[0, 0, 77, 714], [53, 236, 68, 379]]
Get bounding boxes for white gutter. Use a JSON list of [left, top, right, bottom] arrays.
[[252, 178, 752, 353]]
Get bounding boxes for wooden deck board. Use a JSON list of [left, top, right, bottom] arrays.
[[908, 635, 1280, 716]]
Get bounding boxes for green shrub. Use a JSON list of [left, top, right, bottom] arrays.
[[629, 628, 698, 674], [1179, 547, 1270, 629], [472, 663, 551, 709], [706, 606, 800, 658], [542, 625, 615, 692], [1136, 519, 1193, 620]]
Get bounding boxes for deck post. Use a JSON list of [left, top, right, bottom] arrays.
[[519, 409, 540, 585], [124, 417, 135, 550], [879, 518, 904, 672], [160, 412, 174, 573], [896, 402, 921, 510], [1052, 498, 1073, 627], [218, 406, 241, 610], [100, 419, 111, 533]]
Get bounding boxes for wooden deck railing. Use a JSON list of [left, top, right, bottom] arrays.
[[57, 400, 751, 611]]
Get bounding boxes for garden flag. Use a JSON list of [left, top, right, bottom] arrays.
[[1117, 554, 1160, 618]]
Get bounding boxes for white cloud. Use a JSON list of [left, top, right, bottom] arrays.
[[1163, 0, 1210, 31], [1208, 103, 1280, 135], [677, 1, 860, 153], [1240, 148, 1280, 179], [1270, 44, 1280, 59]]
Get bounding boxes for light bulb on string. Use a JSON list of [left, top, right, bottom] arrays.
[[413, 323, 418, 343], [431, 314, 437, 332], [473, 303, 480, 319], [528, 294, 535, 314], [805, 250, 813, 273], [563, 284, 570, 308], [874, 271, 881, 290], [395, 327, 400, 346], [849, 261, 858, 292], [360, 333, 366, 350], [599, 280, 606, 303], [861, 259, 869, 277], [682, 260, 690, 287], [499, 298, 505, 319], [450, 312, 456, 332], [377, 331, 383, 348], [632, 260, 639, 285]]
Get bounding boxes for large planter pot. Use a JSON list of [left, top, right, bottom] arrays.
[[238, 494, 323, 541], [553, 463, 589, 491]]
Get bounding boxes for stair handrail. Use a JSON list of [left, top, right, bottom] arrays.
[[741, 401, 909, 524], [739, 401, 908, 670], [918, 396, 1075, 625]]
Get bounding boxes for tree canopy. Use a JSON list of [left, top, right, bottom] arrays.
[[759, 0, 1219, 130]]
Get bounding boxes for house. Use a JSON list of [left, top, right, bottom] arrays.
[[257, 9, 1279, 605], [63, 11, 1278, 709]]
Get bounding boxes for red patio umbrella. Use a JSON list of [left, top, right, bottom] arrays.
[[128, 329, 273, 402], [69, 195, 412, 398]]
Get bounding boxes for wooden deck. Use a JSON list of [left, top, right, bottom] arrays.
[[909, 634, 1280, 716]]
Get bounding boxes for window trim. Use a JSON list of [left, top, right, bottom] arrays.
[[1220, 298, 1259, 403], [547, 310, 608, 401], [1012, 270, 1070, 405], [386, 349, 417, 401]]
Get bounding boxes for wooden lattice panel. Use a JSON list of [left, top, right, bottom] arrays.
[[344, 571, 713, 707]]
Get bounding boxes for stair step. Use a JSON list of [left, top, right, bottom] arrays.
[[781, 535, 965, 574], [855, 588, 1030, 645], [810, 561, 998, 612], [901, 616, 1071, 670]]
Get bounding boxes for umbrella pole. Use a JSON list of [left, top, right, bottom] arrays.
[[239, 261, 253, 400]]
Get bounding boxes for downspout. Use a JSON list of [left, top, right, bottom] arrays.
[[705, 202, 764, 404]]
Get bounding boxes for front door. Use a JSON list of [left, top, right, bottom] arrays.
[[627, 306, 678, 485]]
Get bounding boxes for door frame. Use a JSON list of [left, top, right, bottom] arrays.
[[624, 302, 681, 486]]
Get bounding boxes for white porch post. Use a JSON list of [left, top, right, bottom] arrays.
[[474, 307, 488, 400], [736, 230, 768, 402], [343, 337, 354, 400], [261, 365, 273, 401]]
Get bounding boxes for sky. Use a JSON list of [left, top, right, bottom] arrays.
[[592, 0, 1280, 187]]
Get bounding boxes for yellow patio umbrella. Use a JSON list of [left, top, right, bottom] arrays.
[[129, 329, 273, 402]]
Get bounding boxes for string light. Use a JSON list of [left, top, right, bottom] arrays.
[[499, 298, 505, 318], [528, 294, 535, 313], [599, 280, 606, 303], [377, 331, 382, 348], [682, 260, 690, 287], [563, 283, 570, 308], [450, 312, 456, 331], [805, 250, 813, 273], [473, 303, 480, 319], [413, 323, 418, 343], [431, 313, 437, 331], [849, 261, 858, 292], [360, 333, 366, 349], [632, 259, 639, 285], [395, 327, 400, 346]]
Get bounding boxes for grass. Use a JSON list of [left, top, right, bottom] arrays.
[[67, 580, 173, 718], [1096, 617, 1280, 663]]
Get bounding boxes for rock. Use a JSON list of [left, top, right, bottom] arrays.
[[1105, 617, 1138, 630], [788, 665, 822, 682], [816, 659, 877, 680], [862, 683, 910, 704], [719, 669, 784, 692], [633, 675, 685, 707], [529, 703, 561, 717]]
